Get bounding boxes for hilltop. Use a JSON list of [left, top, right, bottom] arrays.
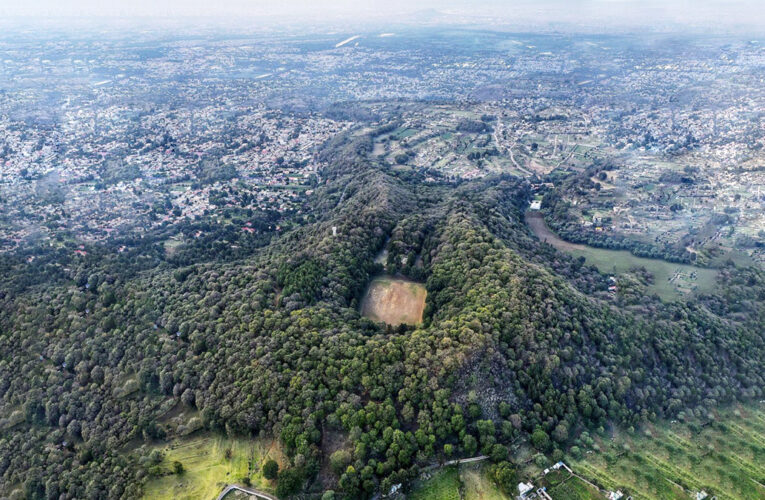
[[1, 129, 763, 499]]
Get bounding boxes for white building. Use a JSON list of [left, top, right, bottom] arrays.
[[518, 482, 534, 498]]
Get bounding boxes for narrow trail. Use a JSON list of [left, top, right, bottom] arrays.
[[421, 455, 489, 472], [336, 182, 349, 208]]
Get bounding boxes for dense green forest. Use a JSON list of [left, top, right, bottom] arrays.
[[0, 130, 763, 499]]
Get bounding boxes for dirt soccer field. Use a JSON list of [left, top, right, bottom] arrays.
[[360, 277, 427, 325]]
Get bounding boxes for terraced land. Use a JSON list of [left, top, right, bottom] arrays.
[[570, 405, 765, 500]]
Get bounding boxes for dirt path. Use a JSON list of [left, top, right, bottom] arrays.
[[421, 455, 489, 472], [525, 211, 589, 252]]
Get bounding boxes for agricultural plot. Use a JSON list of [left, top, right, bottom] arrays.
[[360, 276, 427, 325], [141, 433, 286, 500], [409, 464, 512, 500], [409, 466, 462, 500], [414, 407, 765, 500], [526, 212, 717, 300], [461, 465, 513, 500], [540, 470, 602, 500], [547, 477, 603, 500], [570, 405, 765, 500]]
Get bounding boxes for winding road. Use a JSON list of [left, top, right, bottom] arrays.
[[215, 484, 278, 500]]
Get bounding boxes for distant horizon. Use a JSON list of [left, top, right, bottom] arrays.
[[1, 0, 764, 35]]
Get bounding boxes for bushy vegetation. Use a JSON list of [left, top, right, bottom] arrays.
[[0, 130, 763, 499]]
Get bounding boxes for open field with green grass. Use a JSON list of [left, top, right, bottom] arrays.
[[461, 464, 512, 500], [141, 433, 286, 500], [542, 472, 602, 500], [163, 237, 184, 256], [409, 463, 513, 500], [526, 212, 717, 300], [390, 127, 418, 140], [569, 404, 765, 500], [409, 466, 462, 500]]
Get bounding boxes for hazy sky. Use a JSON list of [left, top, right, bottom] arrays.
[[2, 0, 764, 32]]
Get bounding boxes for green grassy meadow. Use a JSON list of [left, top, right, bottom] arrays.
[[409, 464, 513, 500], [526, 212, 718, 300], [565, 245, 717, 300], [409, 466, 462, 500], [461, 465, 513, 500], [141, 433, 286, 500]]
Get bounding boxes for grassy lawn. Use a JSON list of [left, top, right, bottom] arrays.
[[409, 466, 461, 500], [526, 211, 718, 301], [565, 245, 717, 300], [570, 404, 765, 500], [546, 476, 602, 500], [461, 465, 512, 500], [410, 464, 512, 500], [141, 433, 286, 500], [163, 238, 184, 256], [390, 127, 418, 140]]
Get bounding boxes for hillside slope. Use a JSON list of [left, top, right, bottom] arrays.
[[0, 131, 763, 499]]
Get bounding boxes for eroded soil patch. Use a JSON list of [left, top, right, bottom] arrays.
[[360, 277, 427, 325]]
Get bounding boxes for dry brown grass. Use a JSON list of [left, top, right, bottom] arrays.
[[360, 277, 427, 325]]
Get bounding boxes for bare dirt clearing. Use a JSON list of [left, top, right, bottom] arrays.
[[360, 277, 427, 325]]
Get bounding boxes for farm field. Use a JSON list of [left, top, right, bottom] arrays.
[[408, 466, 462, 500], [547, 477, 603, 500], [140, 433, 286, 500], [526, 212, 717, 300], [569, 404, 765, 500], [539, 469, 602, 500], [413, 405, 765, 500], [409, 463, 512, 500], [461, 464, 513, 500], [360, 276, 427, 325]]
